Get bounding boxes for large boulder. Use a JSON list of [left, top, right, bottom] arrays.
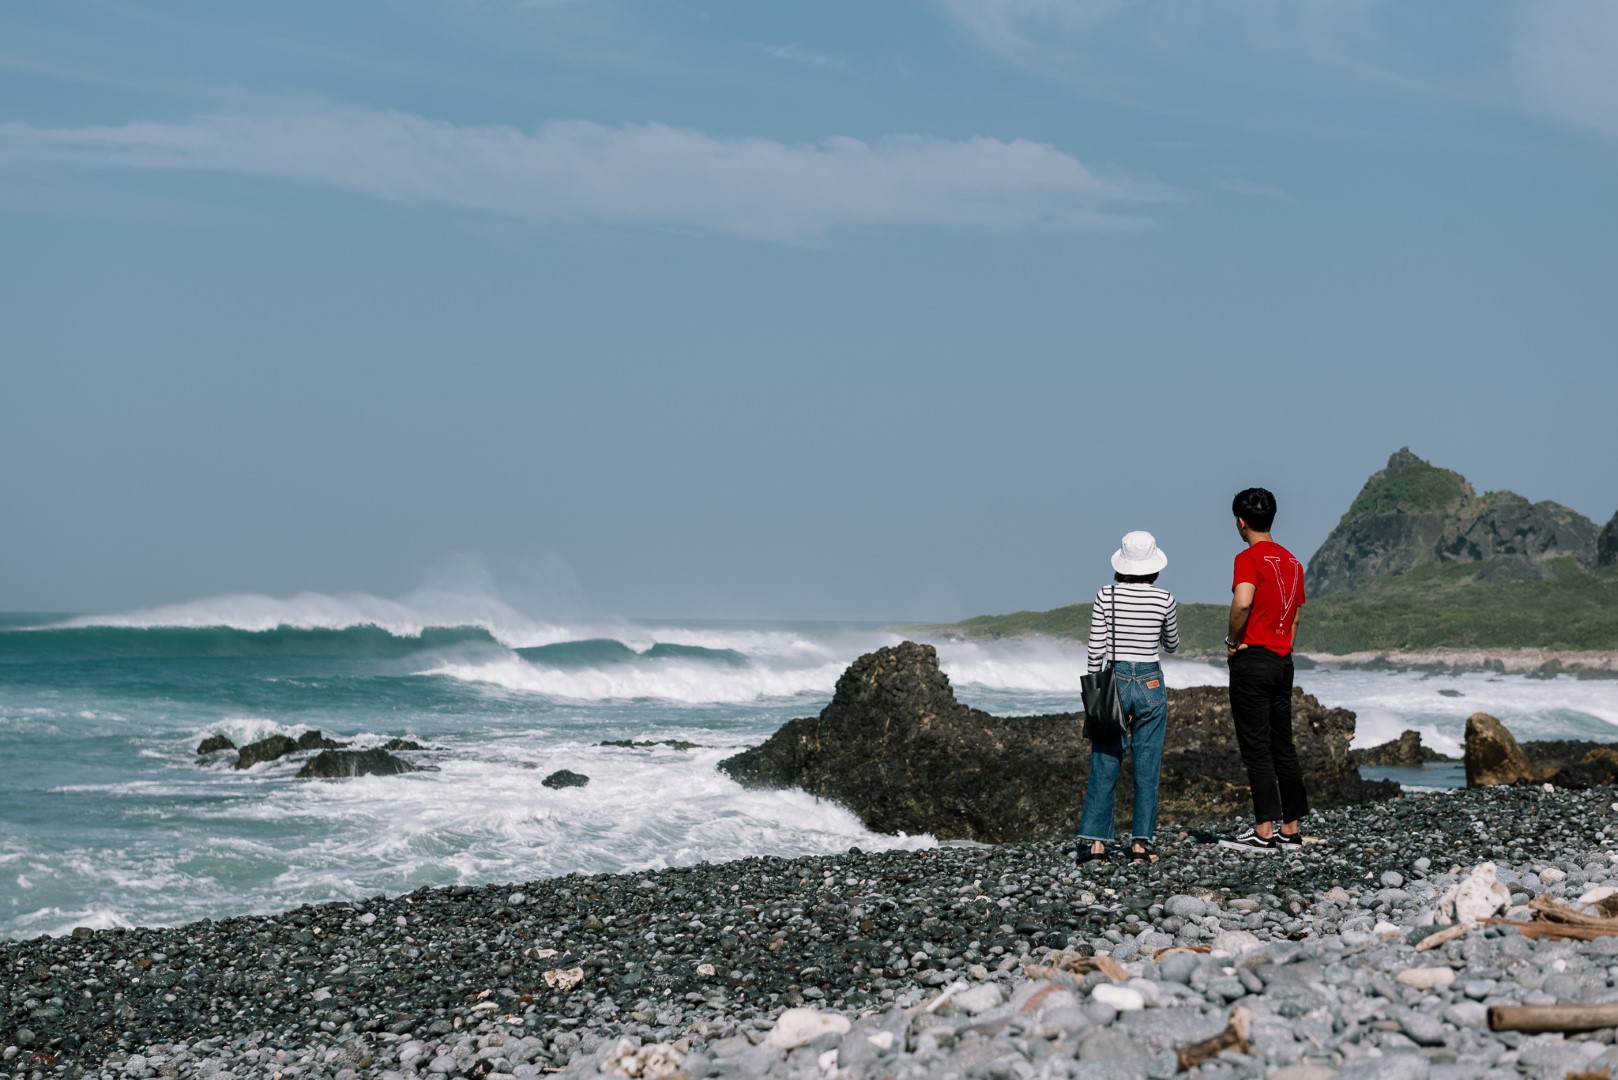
[[718, 642, 1395, 843], [1464, 713, 1540, 786]]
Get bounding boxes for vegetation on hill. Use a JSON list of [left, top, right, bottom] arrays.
[[943, 562, 1618, 653], [1342, 454, 1471, 521]]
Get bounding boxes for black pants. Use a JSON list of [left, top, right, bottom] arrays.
[[1228, 646, 1309, 823]]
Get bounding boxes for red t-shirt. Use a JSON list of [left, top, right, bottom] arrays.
[[1232, 540, 1306, 655]]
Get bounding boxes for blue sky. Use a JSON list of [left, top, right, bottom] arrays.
[[3, 0, 1615, 619]]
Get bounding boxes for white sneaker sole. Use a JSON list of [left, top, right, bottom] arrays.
[[1218, 839, 1281, 854]]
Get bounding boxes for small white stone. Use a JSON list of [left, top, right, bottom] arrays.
[[817, 1048, 839, 1072], [1577, 886, 1618, 907], [1211, 930, 1262, 956], [696, 964, 716, 977], [1396, 966, 1457, 990], [1091, 983, 1145, 1011], [952, 984, 1003, 1014], [357, 912, 376, 926], [1544, 782, 1556, 792], [1373, 921, 1402, 940], [1437, 862, 1511, 925], [766, 1008, 852, 1049], [866, 1031, 895, 1051], [1541, 868, 1567, 884], [542, 967, 584, 991]]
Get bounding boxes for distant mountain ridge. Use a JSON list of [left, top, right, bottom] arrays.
[[1307, 447, 1616, 597]]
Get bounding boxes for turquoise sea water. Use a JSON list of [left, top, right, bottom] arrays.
[[4, 599, 1616, 940]]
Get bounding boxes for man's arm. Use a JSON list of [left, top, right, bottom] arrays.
[[1227, 583, 1255, 655]]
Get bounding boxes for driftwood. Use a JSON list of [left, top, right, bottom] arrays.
[[1152, 944, 1212, 960], [1488, 1003, 1618, 1033], [1482, 893, 1618, 941], [1021, 951, 1129, 982], [1176, 1006, 1250, 1071], [1414, 923, 1470, 952]]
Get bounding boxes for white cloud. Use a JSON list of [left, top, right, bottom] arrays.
[[1514, 0, 1618, 144], [0, 107, 1176, 241], [751, 43, 849, 71]]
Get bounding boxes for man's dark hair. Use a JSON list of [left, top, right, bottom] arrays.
[[1232, 487, 1278, 532], [1113, 572, 1160, 585]]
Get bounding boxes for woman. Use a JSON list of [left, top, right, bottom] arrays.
[[1076, 531, 1180, 865]]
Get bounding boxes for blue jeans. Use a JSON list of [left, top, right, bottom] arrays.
[[1078, 661, 1168, 844]]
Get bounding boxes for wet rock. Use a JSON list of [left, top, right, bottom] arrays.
[[196, 734, 236, 755], [296, 729, 347, 751], [542, 769, 590, 789], [295, 748, 417, 779], [235, 734, 299, 769]]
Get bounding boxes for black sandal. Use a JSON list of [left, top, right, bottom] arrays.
[[1129, 839, 1159, 865], [1074, 842, 1110, 864]]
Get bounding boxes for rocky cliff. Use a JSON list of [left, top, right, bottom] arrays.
[[1600, 512, 1618, 570], [718, 641, 1395, 843], [1307, 448, 1603, 596]]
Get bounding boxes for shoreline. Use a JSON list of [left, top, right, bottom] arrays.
[[9, 786, 1618, 1078]]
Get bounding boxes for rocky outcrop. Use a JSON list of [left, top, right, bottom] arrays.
[[197, 734, 236, 755], [296, 749, 417, 779], [542, 769, 590, 789], [296, 730, 348, 751], [1351, 730, 1452, 767], [1308, 448, 1600, 596], [718, 642, 1395, 843], [1600, 512, 1618, 570]]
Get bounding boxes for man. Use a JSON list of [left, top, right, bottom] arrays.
[[1219, 487, 1308, 854]]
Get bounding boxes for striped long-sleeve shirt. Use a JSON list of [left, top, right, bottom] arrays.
[[1086, 583, 1180, 673]]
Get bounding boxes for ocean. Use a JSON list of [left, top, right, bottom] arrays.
[[4, 594, 1616, 942]]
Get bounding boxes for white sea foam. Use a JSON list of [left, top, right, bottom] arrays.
[[57, 590, 582, 648], [420, 655, 847, 704]]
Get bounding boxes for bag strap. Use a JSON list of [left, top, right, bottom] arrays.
[[1109, 585, 1116, 665]]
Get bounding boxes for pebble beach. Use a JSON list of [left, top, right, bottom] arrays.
[[10, 784, 1618, 1080]]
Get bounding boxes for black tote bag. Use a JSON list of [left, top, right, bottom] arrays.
[[1081, 586, 1127, 741]]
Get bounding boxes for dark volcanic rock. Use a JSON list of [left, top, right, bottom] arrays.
[[542, 769, 590, 789], [600, 738, 702, 751], [1307, 447, 1600, 596], [235, 734, 299, 769], [296, 748, 417, 779], [719, 642, 1395, 842], [1351, 729, 1453, 767], [296, 729, 348, 751], [381, 737, 427, 751], [196, 734, 236, 755]]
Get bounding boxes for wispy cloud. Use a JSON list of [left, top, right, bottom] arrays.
[[931, 0, 1122, 69], [1514, 0, 1618, 144], [0, 107, 1177, 241], [751, 43, 849, 71]]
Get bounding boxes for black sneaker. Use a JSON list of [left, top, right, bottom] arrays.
[[1219, 828, 1280, 854], [1275, 829, 1305, 848]]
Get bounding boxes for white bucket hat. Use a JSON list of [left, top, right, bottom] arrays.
[[1111, 530, 1168, 575]]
